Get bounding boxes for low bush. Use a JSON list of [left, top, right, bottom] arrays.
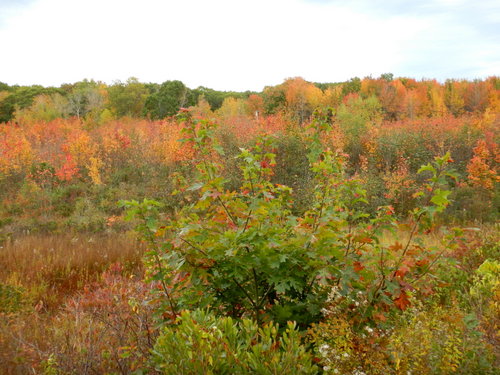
[[152, 309, 318, 374]]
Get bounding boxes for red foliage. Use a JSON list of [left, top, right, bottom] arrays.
[[393, 290, 411, 310], [55, 154, 79, 181]]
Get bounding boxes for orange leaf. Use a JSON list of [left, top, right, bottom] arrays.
[[354, 261, 364, 272], [389, 242, 403, 252], [393, 291, 411, 310], [373, 312, 387, 322], [395, 265, 410, 279], [356, 236, 373, 244]]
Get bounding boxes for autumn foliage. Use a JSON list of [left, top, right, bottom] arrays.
[[0, 75, 498, 373]]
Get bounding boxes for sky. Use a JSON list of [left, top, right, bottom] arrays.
[[0, 0, 498, 91]]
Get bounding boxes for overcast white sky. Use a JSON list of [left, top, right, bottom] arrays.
[[0, 0, 498, 91]]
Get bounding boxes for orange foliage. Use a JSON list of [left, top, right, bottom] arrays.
[[0, 123, 33, 175], [221, 112, 288, 143], [465, 80, 491, 113], [360, 77, 380, 97], [379, 115, 472, 139], [55, 154, 79, 181], [101, 127, 131, 153], [64, 130, 98, 166], [246, 94, 264, 118], [467, 139, 499, 189], [0, 78, 497, 191], [150, 120, 195, 164], [283, 77, 323, 107], [281, 77, 324, 122]]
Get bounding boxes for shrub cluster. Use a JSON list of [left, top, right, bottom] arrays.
[[116, 113, 497, 373]]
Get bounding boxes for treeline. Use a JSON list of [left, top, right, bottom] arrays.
[[0, 78, 255, 123], [1, 75, 498, 125]]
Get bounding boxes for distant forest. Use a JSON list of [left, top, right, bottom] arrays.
[[0, 74, 498, 124]]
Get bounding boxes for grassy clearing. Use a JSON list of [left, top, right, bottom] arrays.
[[0, 233, 144, 310], [0, 233, 147, 374]]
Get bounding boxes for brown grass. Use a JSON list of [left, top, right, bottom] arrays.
[[0, 233, 144, 310], [0, 233, 150, 374]]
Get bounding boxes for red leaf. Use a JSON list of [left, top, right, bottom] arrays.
[[395, 264, 411, 279], [393, 291, 411, 310], [389, 242, 403, 252], [353, 261, 364, 272]]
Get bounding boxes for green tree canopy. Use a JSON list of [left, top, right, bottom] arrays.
[[107, 77, 148, 117], [144, 80, 195, 119]]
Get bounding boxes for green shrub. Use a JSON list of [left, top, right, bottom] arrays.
[[67, 197, 107, 232], [272, 133, 313, 215], [124, 113, 460, 330], [50, 183, 87, 217], [151, 309, 318, 374], [470, 259, 499, 310], [0, 283, 29, 313]]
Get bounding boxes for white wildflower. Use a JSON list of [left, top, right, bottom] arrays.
[[319, 344, 330, 356]]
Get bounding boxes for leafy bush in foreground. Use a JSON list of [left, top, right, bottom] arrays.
[[123, 112, 459, 328], [152, 309, 318, 374]]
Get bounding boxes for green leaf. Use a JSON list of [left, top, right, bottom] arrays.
[[431, 189, 451, 207], [384, 280, 400, 295], [187, 182, 204, 191], [417, 164, 435, 175], [213, 144, 225, 156]]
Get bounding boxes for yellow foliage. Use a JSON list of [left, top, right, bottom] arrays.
[[429, 84, 447, 117], [86, 156, 104, 185], [65, 131, 98, 167], [0, 91, 9, 103], [217, 97, 247, 118], [99, 109, 115, 125], [323, 86, 343, 108], [14, 94, 69, 125], [389, 306, 465, 374], [0, 125, 34, 175]]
